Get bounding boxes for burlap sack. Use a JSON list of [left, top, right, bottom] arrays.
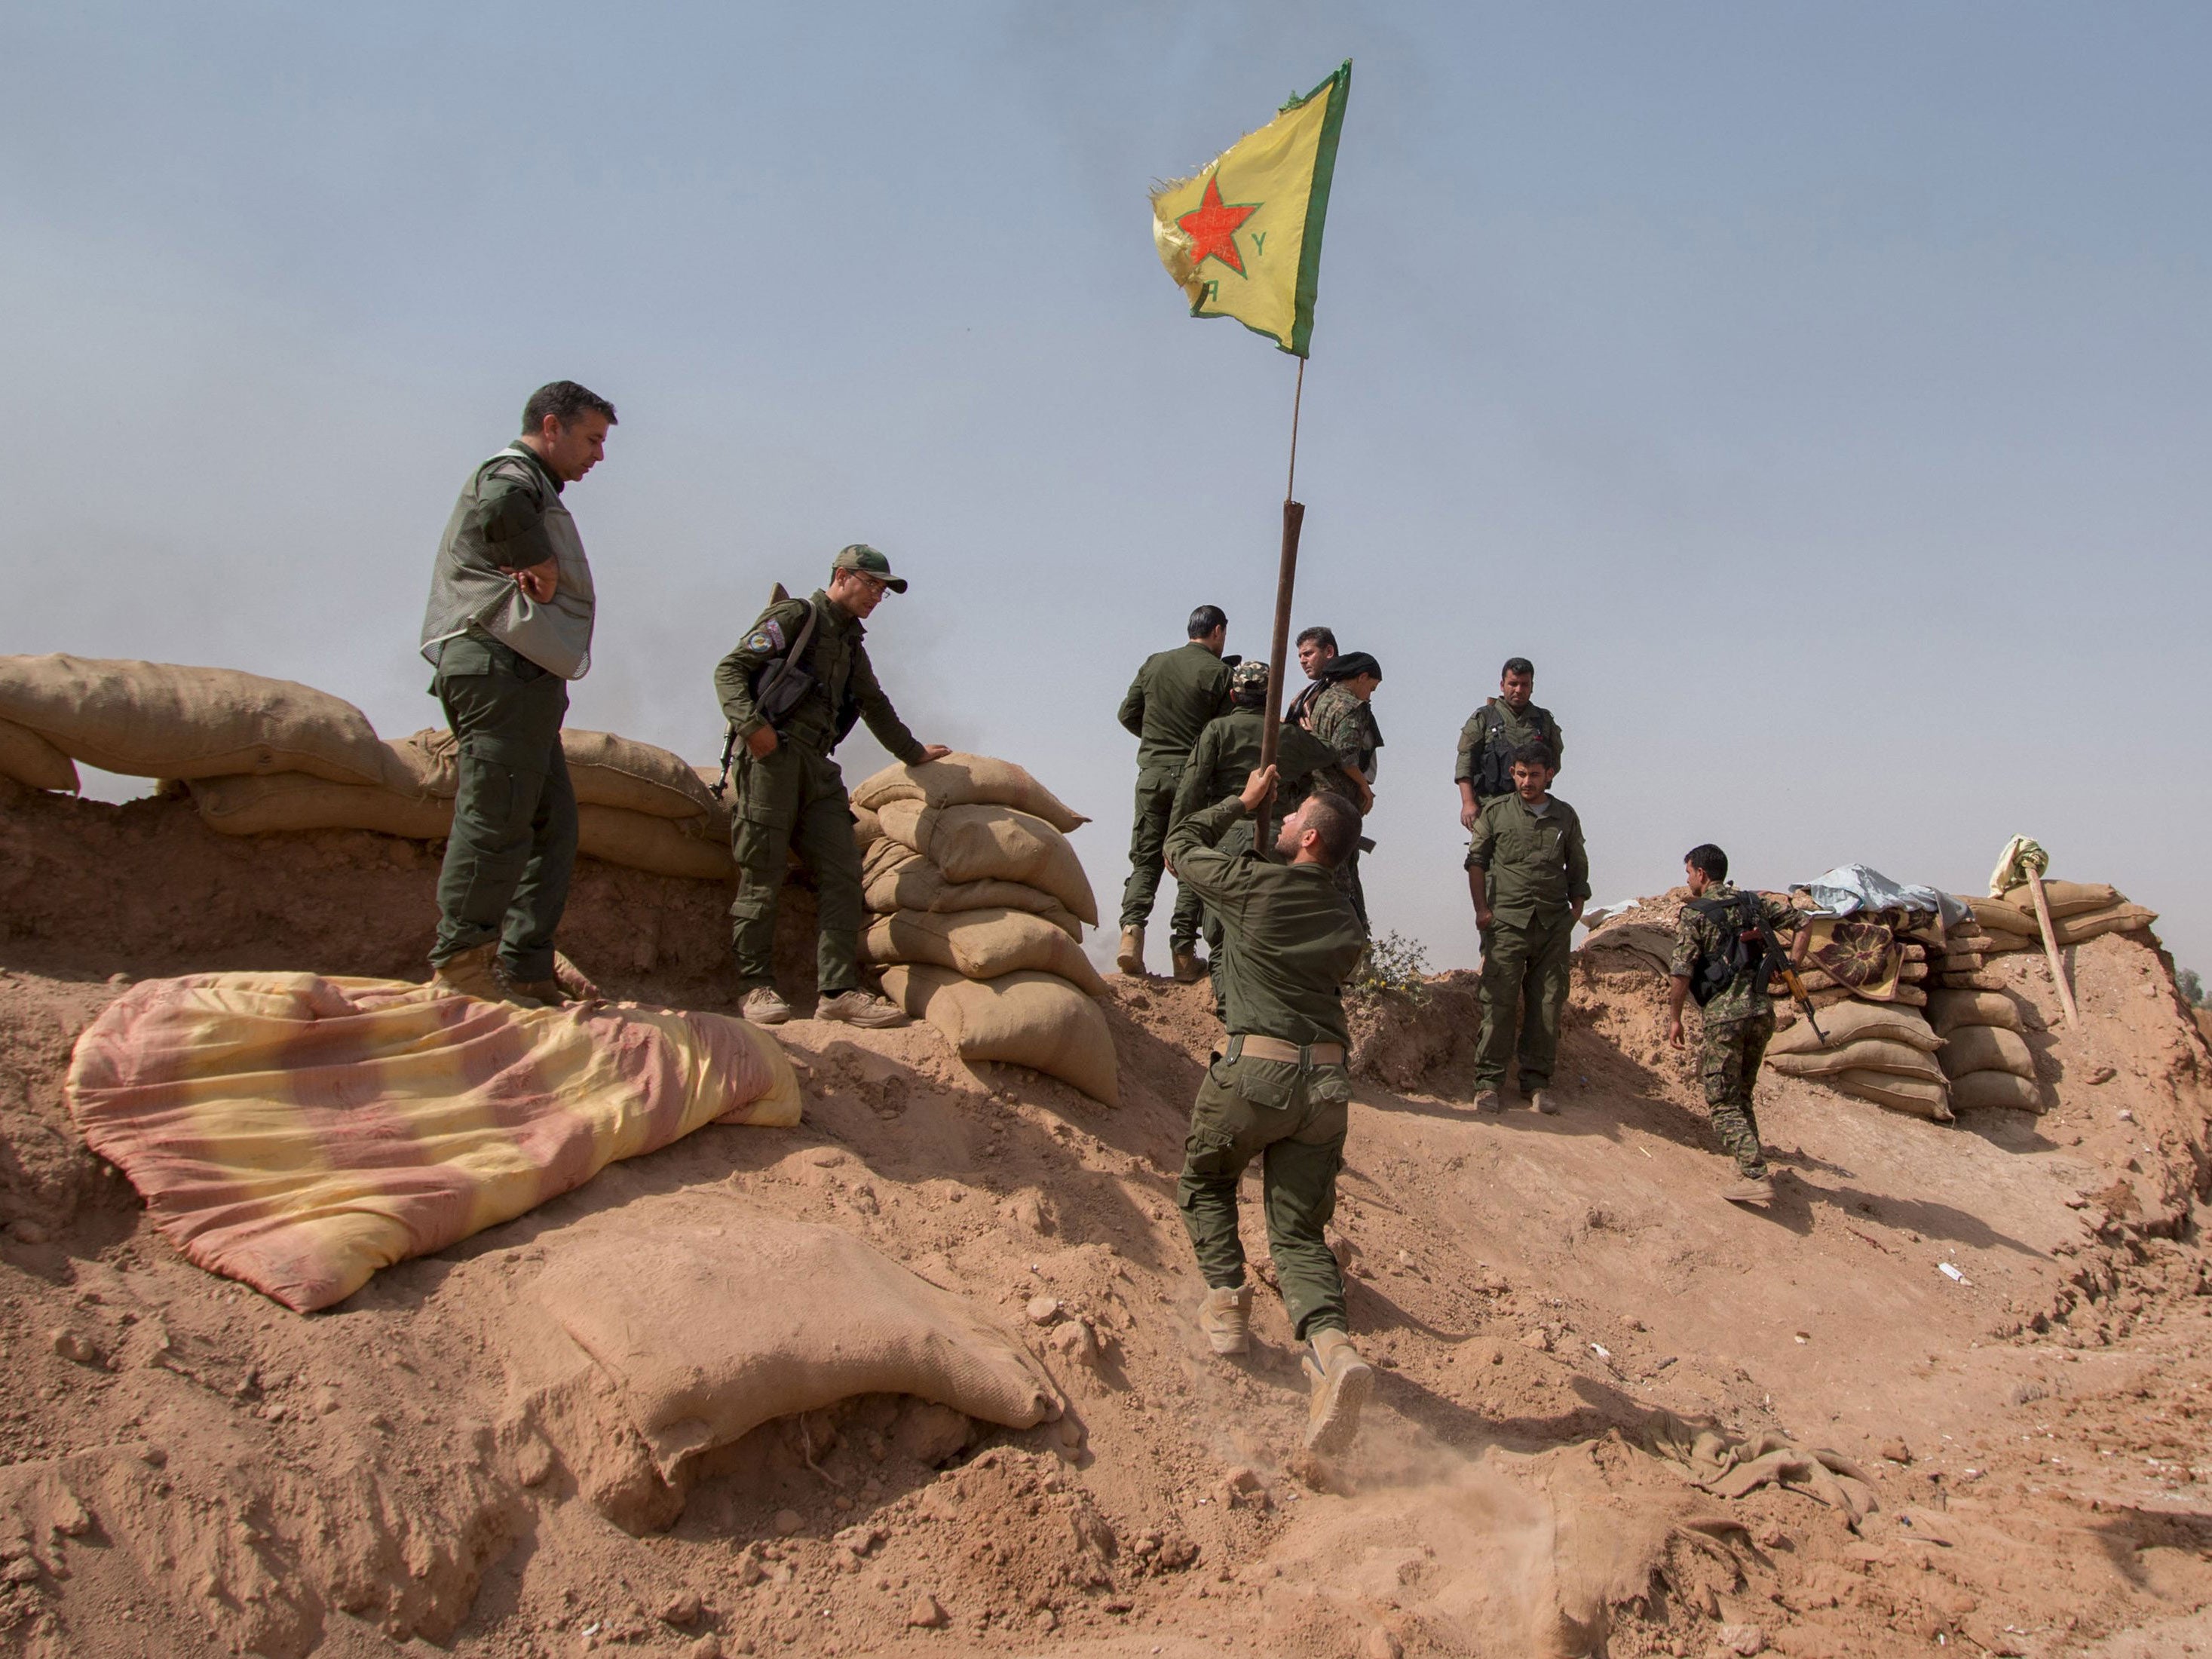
[[1950, 1070, 2043, 1113], [1769, 1039, 1945, 1083], [390, 727, 715, 820], [1938, 970, 2007, 991], [535, 1209, 1060, 1486], [1996, 880, 2120, 918], [0, 654, 386, 785], [853, 753, 1087, 833], [1940, 1026, 2036, 1081], [881, 964, 1118, 1104], [863, 908, 1108, 997], [854, 805, 883, 851], [1830, 1070, 1953, 1122], [2051, 903, 2158, 946], [1937, 951, 1986, 973], [875, 800, 1097, 925], [578, 806, 731, 880], [862, 842, 1083, 940], [1927, 989, 2025, 1037], [1769, 1001, 1942, 1057], [1796, 983, 1929, 1010], [0, 716, 78, 793], [191, 774, 455, 839], [1969, 898, 2041, 937]]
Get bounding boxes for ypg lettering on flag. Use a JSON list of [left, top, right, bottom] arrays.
[[1149, 61, 1350, 357]]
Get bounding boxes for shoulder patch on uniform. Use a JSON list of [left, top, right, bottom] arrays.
[[749, 618, 786, 654]]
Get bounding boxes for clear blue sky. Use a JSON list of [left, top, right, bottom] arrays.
[[4, 4, 2206, 977]]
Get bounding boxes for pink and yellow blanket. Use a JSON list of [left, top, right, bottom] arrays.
[[66, 974, 800, 1311]]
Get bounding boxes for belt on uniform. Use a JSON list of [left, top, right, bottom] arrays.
[[1227, 1033, 1346, 1067]]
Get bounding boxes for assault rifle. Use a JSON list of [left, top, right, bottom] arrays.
[[1754, 913, 1825, 1046]]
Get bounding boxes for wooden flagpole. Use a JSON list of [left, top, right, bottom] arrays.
[[1252, 357, 1307, 851]]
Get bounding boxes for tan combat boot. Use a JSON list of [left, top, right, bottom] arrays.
[[429, 944, 544, 1008], [1172, 949, 1206, 984], [740, 986, 792, 1026], [1721, 1172, 1775, 1206], [816, 989, 910, 1029], [1117, 925, 1146, 977], [1468, 1089, 1503, 1114], [1302, 1328, 1375, 1455], [1198, 1284, 1252, 1356], [504, 952, 600, 1008], [1527, 1088, 1558, 1116]]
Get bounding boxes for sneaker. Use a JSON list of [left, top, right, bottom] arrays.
[[1301, 1329, 1375, 1455], [740, 986, 792, 1026], [503, 951, 599, 1007], [1117, 925, 1147, 978], [1527, 1088, 1558, 1116], [816, 989, 910, 1029], [429, 944, 543, 1008], [1199, 1284, 1252, 1356], [1721, 1173, 1775, 1206], [1468, 1089, 1503, 1114]]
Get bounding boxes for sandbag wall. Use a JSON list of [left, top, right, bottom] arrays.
[[0, 653, 731, 880], [847, 755, 1119, 1105], [1766, 908, 1958, 1121]]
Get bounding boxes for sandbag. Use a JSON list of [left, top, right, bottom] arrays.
[[1769, 1038, 1945, 1082], [0, 716, 78, 793], [2052, 903, 2158, 946], [881, 964, 1118, 1104], [1796, 983, 1928, 1010], [1937, 951, 1986, 973], [1938, 970, 2007, 991], [1769, 1000, 1942, 1056], [1981, 930, 2039, 955], [392, 726, 717, 820], [853, 805, 883, 851], [863, 908, 1108, 997], [853, 753, 1087, 834], [1829, 1069, 1953, 1123], [1927, 989, 2025, 1037], [578, 805, 731, 880], [1950, 1070, 2043, 1113], [1940, 1025, 2036, 1081], [533, 1209, 1059, 1488], [191, 773, 455, 839], [875, 800, 1098, 925], [862, 842, 1083, 940], [1996, 880, 2121, 918], [0, 653, 386, 785], [1969, 898, 2040, 937]]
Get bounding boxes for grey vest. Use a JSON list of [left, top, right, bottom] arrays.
[[418, 445, 596, 680]]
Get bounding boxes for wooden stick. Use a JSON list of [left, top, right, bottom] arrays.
[[2024, 868, 2081, 1029], [1253, 357, 1308, 851]]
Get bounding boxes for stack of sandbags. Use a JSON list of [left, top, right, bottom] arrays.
[[1896, 912, 2004, 992], [851, 754, 1115, 1104], [1971, 883, 2158, 955], [1767, 999, 1953, 1122], [0, 654, 731, 881], [1927, 989, 2042, 1112]]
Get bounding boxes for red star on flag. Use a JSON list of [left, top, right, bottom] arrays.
[[1175, 174, 1260, 278]]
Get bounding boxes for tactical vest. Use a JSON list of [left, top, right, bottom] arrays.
[[420, 446, 596, 680], [1685, 891, 1769, 1007]]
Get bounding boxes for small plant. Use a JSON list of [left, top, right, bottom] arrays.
[[1350, 930, 1432, 1002], [2180, 968, 2205, 1007]]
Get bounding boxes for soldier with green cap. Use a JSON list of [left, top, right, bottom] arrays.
[[713, 544, 949, 1026], [1117, 604, 1233, 983]]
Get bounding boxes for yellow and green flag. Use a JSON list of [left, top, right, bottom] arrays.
[[1149, 61, 1350, 358]]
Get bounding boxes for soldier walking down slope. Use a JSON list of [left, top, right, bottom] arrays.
[[1166, 764, 1377, 1455], [1171, 659, 1342, 1017], [1465, 741, 1588, 1115], [1117, 606, 1233, 982], [713, 544, 950, 1028], [418, 380, 616, 1007], [1667, 844, 1812, 1206], [1284, 624, 1337, 728], [1301, 651, 1383, 933], [1456, 656, 1565, 830]]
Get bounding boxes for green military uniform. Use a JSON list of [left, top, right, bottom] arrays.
[[1670, 884, 1803, 1179], [714, 590, 927, 995], [1456, 696, 1564, 806], [1166, 793, 1368, 1341], [1303, 682, 1381, 931], [418, 443, 595, 980], [1117, 642, 1231, 952], [1466, 791, 1590, 1094]]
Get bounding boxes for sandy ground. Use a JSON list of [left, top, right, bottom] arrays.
[[5, 781, 2211, 1659]]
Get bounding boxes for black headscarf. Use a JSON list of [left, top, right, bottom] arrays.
[[1319, 650, 1381, 684]]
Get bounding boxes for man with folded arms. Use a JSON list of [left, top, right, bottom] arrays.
[[1165, 764, 1374, 1456]]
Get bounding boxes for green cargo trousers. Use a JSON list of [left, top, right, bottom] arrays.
[[1700, 1013, 1775, 1177], [1472, 907, 1575, 1093], [1122, 774, 1205, 949], [1176, 1051, 1351, 1341], [729, 741, 863, 995], [430, 636, 576, 981]]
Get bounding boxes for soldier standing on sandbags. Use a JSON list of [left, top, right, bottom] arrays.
[[1465, 740, 1588, 1115], [1115, 605, 1233, 983], [1301, 650, 1384, 933], [1456, 656, 1565, 831], [713, 545, 949, 1029], [417, 380, 615, 1007], [1666, 844, 1812, 1207], [1166, 764, 1376, 1456]]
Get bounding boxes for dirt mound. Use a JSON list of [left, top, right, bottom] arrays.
[[5, 785, 2212, 1657]]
